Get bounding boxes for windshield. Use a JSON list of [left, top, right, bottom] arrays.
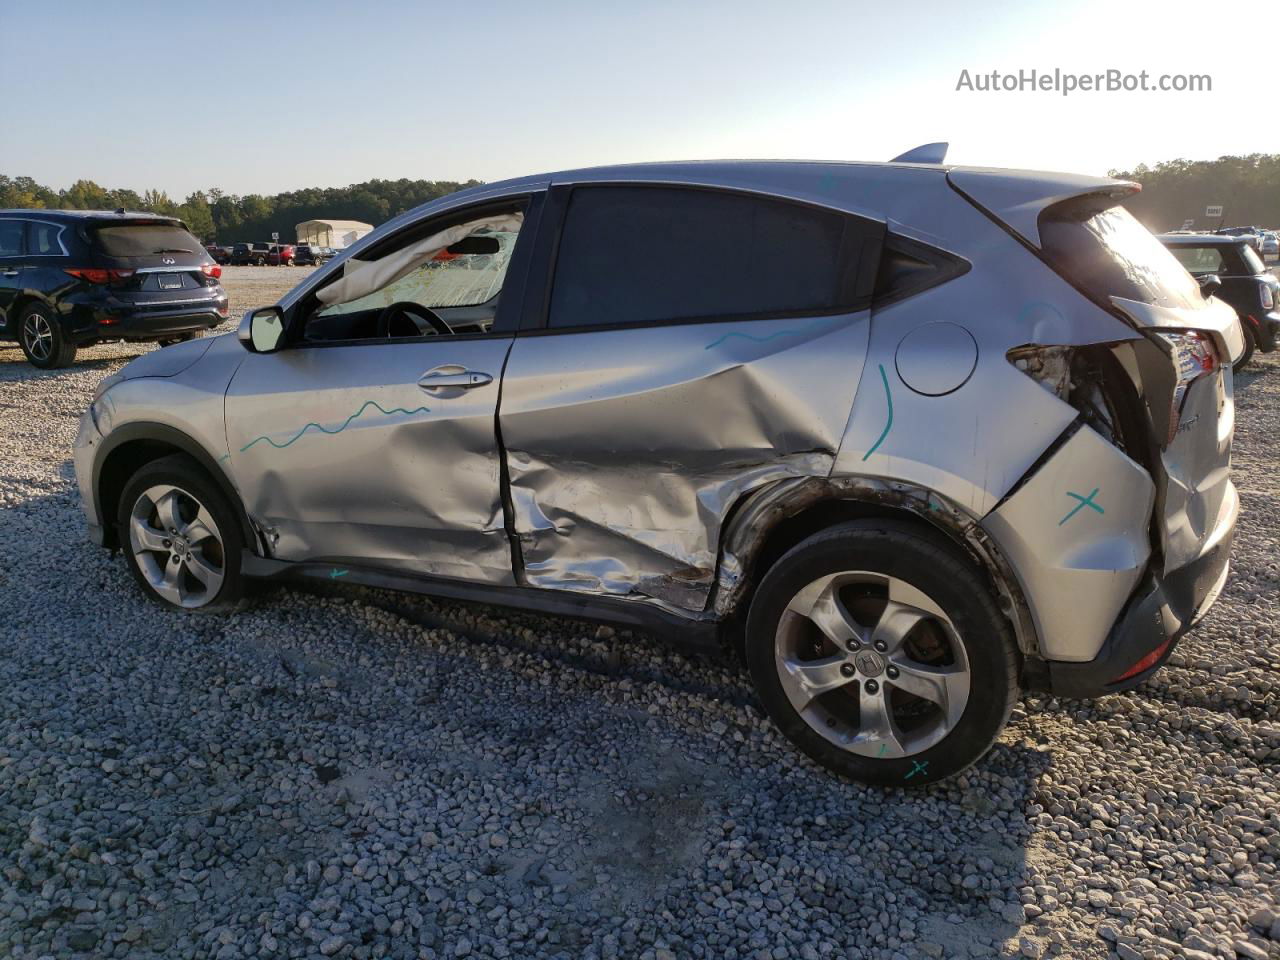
[[1040, 205, 1204, 311], [92, 223, 200, 258]]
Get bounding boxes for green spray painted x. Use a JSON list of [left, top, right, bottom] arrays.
[[1059, 488, 1104, 526]]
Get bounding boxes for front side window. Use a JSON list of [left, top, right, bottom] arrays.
[[0, 220, 27, 257], [548, 186, 879, 329], [316, 217, 521, 318], [303, 207, 525, 342]]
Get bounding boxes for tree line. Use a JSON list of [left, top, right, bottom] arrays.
[[5, 152, 1277, 243], [1111, 154, 1280, 231], [0, 174, 484, 243]]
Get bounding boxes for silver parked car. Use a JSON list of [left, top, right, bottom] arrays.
[[75, 149, 1242, 785]]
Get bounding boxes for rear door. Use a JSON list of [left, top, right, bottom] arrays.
[[498, 183, 883, 612]]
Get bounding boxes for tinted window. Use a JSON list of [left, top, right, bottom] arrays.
[[1040, 205, 1203, 311], [92, 223, 200, 258], [0, 220, 25, 256], [1239, 244, 1265, 274], [548, 186, 877, 329], [29, 222, 64, 255]]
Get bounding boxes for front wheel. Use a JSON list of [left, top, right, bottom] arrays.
[[117, 454, 246, 612], [745, 519, 1018, 786]]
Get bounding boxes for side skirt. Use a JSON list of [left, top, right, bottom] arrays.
[[240, 553, 724, 653]]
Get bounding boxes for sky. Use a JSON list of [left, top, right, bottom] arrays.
[[1, 0, 1273, 198]]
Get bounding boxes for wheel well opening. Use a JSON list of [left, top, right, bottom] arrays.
[[97, 440, 187, 549], [724, 496, 1012, 649]]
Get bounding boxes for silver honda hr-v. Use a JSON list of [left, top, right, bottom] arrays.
[[75, 148, 1241, 785]]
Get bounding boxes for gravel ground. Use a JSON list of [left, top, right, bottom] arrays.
[[1, 269, 1278, 960]]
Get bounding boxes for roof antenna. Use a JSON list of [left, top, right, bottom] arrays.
[[890, 142, 949, 164]]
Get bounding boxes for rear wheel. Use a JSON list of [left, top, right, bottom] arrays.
[[745, 520, 1018, 786], [18, 303, 76, 368], [118, 454, 246, 613]]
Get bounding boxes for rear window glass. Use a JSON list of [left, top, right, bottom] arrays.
[[92, 223, 199, 258], [1240, 244, 1265, 274], [1040, 205, 1203, 311], [548, 186, 879, 329]]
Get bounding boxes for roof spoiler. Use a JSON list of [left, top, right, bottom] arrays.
[[890, 142, 949, 164]]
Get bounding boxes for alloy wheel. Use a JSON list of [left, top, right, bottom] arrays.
[[128, 484, 226, 609], [22, 313, 54, 363], [773, 571, 971, 758]]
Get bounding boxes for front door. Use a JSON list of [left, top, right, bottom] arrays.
[[498, 183, 883, 611], [224, 196, 537, 583]]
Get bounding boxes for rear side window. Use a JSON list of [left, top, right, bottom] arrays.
[[548, 186, 882, 329], [1239, 243, 1265, 275], [92, 223, 200, 258], [1168, 245, 1225, 275], [1039, 204, 1203, 311], [29, 222, 64, 255], [0, 220, 25, 256]]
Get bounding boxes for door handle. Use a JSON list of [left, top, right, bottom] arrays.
[[417, 367, 493, 392]]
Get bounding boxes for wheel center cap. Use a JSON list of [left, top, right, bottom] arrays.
[[853, 650, 885, 677]]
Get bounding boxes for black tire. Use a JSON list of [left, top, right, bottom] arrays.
[[117, 454, 246, 613], [1233, 320, 1255, 373], [157, 333, 197, 347], [745, 519, 1018, 786], [17, 302, 77, 369]]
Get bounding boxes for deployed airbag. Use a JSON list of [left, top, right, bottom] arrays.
[[316, 213, 523, 307]]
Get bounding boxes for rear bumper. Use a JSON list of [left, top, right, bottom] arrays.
[[63, 292, 229, 344], [1251, 311, 1280, 351], [1041, 482, 1237, 699]]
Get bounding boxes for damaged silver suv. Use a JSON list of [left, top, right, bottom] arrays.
[[75, 148, 1240, 785]]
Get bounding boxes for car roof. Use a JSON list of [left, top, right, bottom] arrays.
[[0, 208, 182, 225], [1158, 233, 1245, 246]]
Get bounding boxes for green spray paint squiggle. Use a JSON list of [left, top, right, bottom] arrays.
[[861, 363, 894, 461], [239, 399, 432, 453]]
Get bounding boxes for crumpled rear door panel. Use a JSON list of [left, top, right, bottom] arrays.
[[498, 314, 870, 611]]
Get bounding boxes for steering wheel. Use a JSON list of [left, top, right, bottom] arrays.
[[376, 301, 451, 338]]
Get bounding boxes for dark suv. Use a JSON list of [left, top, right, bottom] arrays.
[[293, 244, 333, 266], [0, 211, 229, 368], [1160, 233, 1279, 368]]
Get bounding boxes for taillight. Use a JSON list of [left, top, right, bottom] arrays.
[[201, 264, 222, 279], [64, 267, 135, 284], [1154, 330, 1219, 445], [1260, 282, 1274, 311]]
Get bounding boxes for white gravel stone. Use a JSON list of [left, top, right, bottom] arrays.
[[0, 282, 1277, 960]]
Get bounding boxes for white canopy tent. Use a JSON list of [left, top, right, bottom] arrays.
[[295, 219, 374, 249]]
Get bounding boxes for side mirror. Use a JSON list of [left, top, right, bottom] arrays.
[[1196, 274, 1222, 299], [238, 306, 286, 353]]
